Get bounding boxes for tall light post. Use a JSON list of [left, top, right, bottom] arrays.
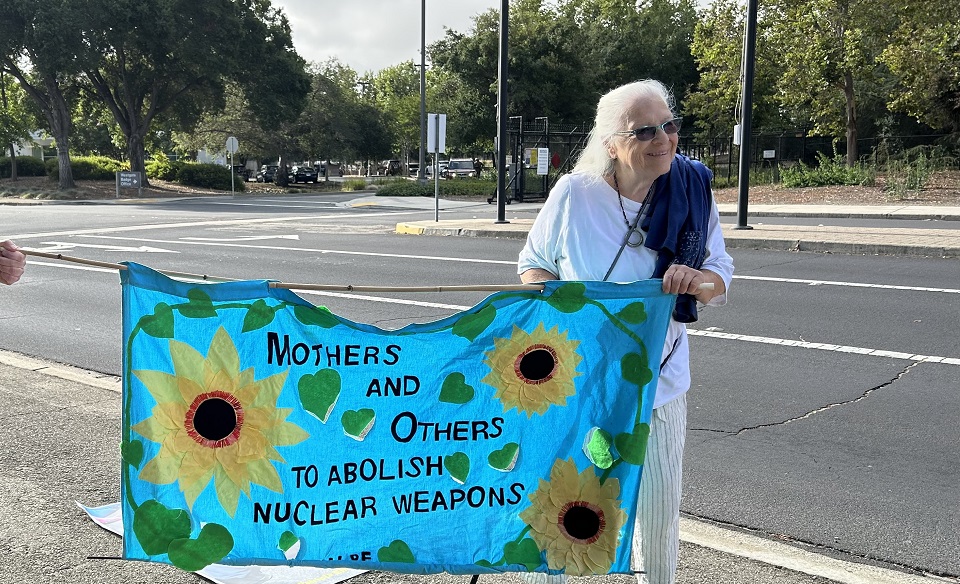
[[418, 0, 427, 183], [494, 0, 509, 223]]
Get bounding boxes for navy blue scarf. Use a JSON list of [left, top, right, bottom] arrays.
[[640, 153, 713, 323]]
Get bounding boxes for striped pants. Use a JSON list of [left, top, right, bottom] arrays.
[[521, 394, 687, 584]]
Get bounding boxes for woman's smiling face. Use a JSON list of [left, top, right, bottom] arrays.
[[608, 95, 678, 185]]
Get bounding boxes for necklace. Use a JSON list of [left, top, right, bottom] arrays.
[[612, 173, 653, 248]]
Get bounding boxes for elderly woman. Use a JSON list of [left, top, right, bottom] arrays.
[[518, 80, 733, 584], [1, 240, 26, 285]]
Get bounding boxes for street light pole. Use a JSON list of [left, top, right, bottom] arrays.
[[494, 0, 509, 223], [418, 0, 427, 183]]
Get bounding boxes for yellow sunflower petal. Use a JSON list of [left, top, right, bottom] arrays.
[[182, 465, 214, 509], [153, 402, 188, 431], [206, 369, 236, 396], [216, 443, 249, 487], [252, 371, 288, 408], [132, 415, 173, 442], [263, 421, 310, 447], [177, 376, 207, 408], [246, 458, 283, 493], [207, 327, 241, 379], [236, 427, 270, 463], [169, 339, 207, 386], [234, 381, 261, 409], [133, 369, 183, 405], [139, 450, 184, 484], [214, 466, 242, 518]]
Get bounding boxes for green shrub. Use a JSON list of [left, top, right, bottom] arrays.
[[375, 178, 496, 197], [146, 153, 186, 182], [46, 155, 126, 180], [341, 178, 371, 191], [175, 162, 245, 192], [781, 151, 874, 188], [0, 156, 48, 178]]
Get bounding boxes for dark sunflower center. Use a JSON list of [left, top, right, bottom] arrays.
[[562, 504, 601, 541], [518, 347, 556, 382], [193, 398, 237, 441]]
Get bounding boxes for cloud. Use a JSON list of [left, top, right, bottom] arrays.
[[274, 0, 500, 73]]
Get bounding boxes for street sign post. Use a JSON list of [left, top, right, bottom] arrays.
[[427, 114, 446, 221], [116, 171, 143, 198]]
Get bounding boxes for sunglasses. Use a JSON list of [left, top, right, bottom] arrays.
[[614, 117, 682, 142]]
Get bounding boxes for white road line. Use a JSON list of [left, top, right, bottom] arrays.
[[4, 209, 424, 240], [78, 235, 518, 265], [734, 274, 960, 294], [688, 329, 960, 365]]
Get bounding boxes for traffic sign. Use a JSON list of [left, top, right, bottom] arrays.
[[226, 136, 239, 153]]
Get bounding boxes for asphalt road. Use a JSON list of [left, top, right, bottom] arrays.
[[1, 193, 958, 581]]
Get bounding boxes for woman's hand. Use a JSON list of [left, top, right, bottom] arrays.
[[0, 240, 26, 285], [662, 265, 725, 303]]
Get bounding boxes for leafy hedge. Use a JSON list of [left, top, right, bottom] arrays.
[[0, 156, 49, 178], [146, 154, 186, 182], [174, 162, 245, 192], [781, 152, 875, 188], [376, 178, 496, 197], [46, 155, 127, 180]]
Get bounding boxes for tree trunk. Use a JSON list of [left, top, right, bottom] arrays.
[[843, 71, 858, 167], [44, 78, 75, 190], [127, 132, 147, 181]]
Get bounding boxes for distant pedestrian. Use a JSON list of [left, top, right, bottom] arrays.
[[473, 158, 483, 177], [1, 240, 26, 285]]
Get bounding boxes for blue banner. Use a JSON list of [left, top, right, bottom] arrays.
[[120, 263, 674, 575]]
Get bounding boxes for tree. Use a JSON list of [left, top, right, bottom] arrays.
[[0, 0, 96, 189], [373, 62, 422, 162], [767, 0, 896, 165], [82, 0, 310, 182], [0, 70, 32, 179], [687, 0, 780, 138], [880, 1, 960, 133]]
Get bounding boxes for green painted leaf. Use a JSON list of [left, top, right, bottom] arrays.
[[378, 540, 415, 563], [140, 303, 174, 338], [178, 288, 218, 318], [279, 531, 298, 552], [503, 538, 542, 570], [439, 372, 475, 404], [120, 439, 144, 469], [621, 352, 652, 388], [242, 299, 276, 332], [132, 499, 191, 556], [452, 304, 496, 341], [444, 452, 470, 484], [475, 559, 495, 568], [583, 427, 614, 469], [546, 282, 588, 313], [298, 369, 341, 423], [167, 523, 234, 572], [341, 408, 376, 441], [487, 442, 519, 472], [293, 305, 339, 328], [617, 302, 647, 324], [615, 423, 651, 465]]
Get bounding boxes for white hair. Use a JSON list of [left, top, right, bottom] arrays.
[[572, 80, 677, 178]]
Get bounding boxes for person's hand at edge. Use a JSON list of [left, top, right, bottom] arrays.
[[661, 264, 725, 303], [0, 240, 26, 285]]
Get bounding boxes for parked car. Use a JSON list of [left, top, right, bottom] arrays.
[[444, 158, 478, 179], [255, 165, 279, 183], [315, 162, 343, 177], [379, 159, 403, 176], [289, 165, 318, 183], [407, 162, 419, 176]]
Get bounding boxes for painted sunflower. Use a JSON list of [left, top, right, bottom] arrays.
[[131, 327, 308, 517], [519, 458, 627, 575], [482, 323, 582, 417]]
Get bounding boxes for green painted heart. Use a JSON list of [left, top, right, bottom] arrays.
[[444, 452, 470, 484], [452, 304, 497, 341], [120, 439, 144, 469], [298, 369, 341, 423], [377, 539, 415, 563], [583, 427, 614, 469], [617, 301, 647, 324], [615, 423, 651, 465], [279, 531, 298, 552], [167, 523, 234, 572], [342, 408, 376, 441], [242, 299, 276, 332], [487, 442, 519, 472], [131, 499, 191, 556], [439, 372, 475, 404]]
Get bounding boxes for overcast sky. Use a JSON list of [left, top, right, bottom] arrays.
[[272, 0, 501, 74]]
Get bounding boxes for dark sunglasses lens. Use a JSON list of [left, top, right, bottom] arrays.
[[664, 119, 681, 134], [634, 128, 657, 141]]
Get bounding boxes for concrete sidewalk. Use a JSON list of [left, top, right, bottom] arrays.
[[395, 203, 960, 258]]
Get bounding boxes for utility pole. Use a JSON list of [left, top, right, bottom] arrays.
[[494, 0, 509, 224], [735, 0, 758, 230], [418, 0, 427, 183]]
